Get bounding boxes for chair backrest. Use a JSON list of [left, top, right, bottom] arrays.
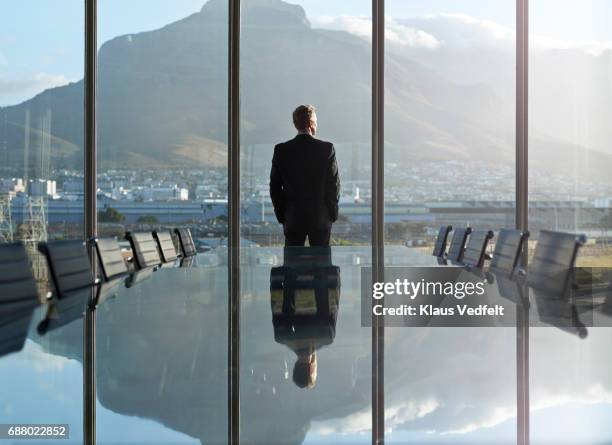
[[432, 225, 452, 258], [125, 232, 162, 270], [0, 242, 38, 305], [153, 231, 178, 263], [447, 227, 472, 263], [462, 229, 494, 268], [527, 230, 586, 296], [175, 228, 197, 257], [490, 229, 529, 276], [38, 240, 95, 298], [94, 237, 128, 281]]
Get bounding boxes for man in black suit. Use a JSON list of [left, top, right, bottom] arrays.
[[269, 105, 340, 246]]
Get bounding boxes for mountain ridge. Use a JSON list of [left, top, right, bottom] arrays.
[[1, 0, 611, 184]]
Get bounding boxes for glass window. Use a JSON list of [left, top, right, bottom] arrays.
[[97, 0, 229, 249], [96, 0, 229, 443], [240, 0, 372, 247], [529, 1, 612, 443], [384, 1, 517, 442], [240, 1, 373, 443], [0, 1, 85, 250], [0, 0, 85, 440]]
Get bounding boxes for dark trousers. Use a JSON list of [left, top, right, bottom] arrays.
[[284, 227, 331, 247]]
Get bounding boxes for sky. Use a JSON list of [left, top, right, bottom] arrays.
[[1, 0, 612, 106]]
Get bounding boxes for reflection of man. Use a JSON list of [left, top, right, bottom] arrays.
[[269, 105, 340, 247], [270, 247, 340, 389], [293, 347, 318, 389]]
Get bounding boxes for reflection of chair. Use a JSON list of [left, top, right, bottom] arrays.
[[489, 229, 529, 277], [38, 240, 97, 299], [125, 232, 162, 270], [432, 225, 452, 258], [521, 231, 591, 337], [175, 228, 197, 258], [0, 305, 35, 358], [179, 255, 196, 268], [462, 229, 494, 269], [270, 247, 340, 352], [527, 230, 586, 298], [0, 242, 39, 357], [93, 237, 129, 281], [447, 227, 471, 264], [124, 267, 154, 288], [0, 241, 39, 307], [36, 286, 91, 334], [532, 291, 587, 338], [494, 273, 527, 306], [153, 231, 179, 263]]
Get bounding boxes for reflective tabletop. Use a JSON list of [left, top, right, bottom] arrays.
[[2, 246, 612, 444]]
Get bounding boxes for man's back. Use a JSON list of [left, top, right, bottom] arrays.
[[270, 134, 340, 246]]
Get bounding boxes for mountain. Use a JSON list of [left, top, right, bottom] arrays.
[[1, 0, 611, 183]]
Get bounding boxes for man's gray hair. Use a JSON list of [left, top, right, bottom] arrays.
[[292, 104, 316, 131]]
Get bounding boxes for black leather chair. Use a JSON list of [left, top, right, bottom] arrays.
[[92, 237, 129, 281], [446, 227, 472, 263], [174, 228, 197, 258], [432, 225, 452, 258], [153, 231, 179, 263], [125, 232, 162, 270], [0, 242, 39, 307], [489, 229, 529, 277], [38, 240, 96, 299], [527, 230, 586, 298], [462, 230, 494, 269]]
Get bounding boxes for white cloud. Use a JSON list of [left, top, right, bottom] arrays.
[[386, 18, 441, 49], [0, 72, 70, 106], [312, 15, 371, 40], [532, 35, 612, 56], [305, 327, 612, 438], [433, 13, 612, 55], [311, 15, 441, 50], [313, 12, 612, 56]]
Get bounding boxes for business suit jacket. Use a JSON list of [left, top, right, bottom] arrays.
[[269, 134, 340, 234]]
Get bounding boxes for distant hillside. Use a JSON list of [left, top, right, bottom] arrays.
[[1, 0, 611, 183]]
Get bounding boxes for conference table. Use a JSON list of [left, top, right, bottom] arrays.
[[1, 246, 611, 444]]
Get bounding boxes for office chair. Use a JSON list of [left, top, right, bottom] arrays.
[[0, 242, 39, 356], [153, 230, 179, 263], [432, 225, 452, 258], [526, 230, 586, 298], [0, 241, 39, 308], [446, 227, 472, 263], [38, 240, 97, 299], [489, 229, 529, 277], [174, 228, 197, 258], [91, 237, 129, 281], [462, 229, 494, 269], [125, 232, 162, 270]]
